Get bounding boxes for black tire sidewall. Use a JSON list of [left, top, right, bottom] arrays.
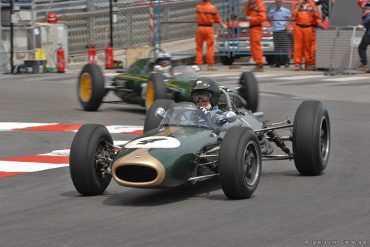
[[69, 124, 113, 195], [219, 127, 262, 199], [293, 101, 330, 175], [238, 71, 259, 113], [77, 64, 105, 111]]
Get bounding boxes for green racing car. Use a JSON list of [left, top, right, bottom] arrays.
[[77, 50, 259, 113]]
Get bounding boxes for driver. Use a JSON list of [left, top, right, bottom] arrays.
[[153, 51, 172, 77], [191, 77, 223, 115]]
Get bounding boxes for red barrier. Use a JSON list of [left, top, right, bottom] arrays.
[[56, 47, 65, 73], [105, 46, 114, 69]]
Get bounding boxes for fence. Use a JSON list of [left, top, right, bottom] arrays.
[[0, 0, 365, 72], [316, 26, 370, 73]]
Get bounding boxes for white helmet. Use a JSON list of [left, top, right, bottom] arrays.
[[155, 51, 171, 64]]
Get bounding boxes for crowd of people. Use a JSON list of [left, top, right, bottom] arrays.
[[194, 0, 325, 72]]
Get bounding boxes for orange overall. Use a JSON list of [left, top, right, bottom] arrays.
[[246, 0, 267, 65], [195, 2, 223, 65], [291, 1, 321, 66]]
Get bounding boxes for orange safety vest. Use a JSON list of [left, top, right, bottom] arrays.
[[196, 2, 222, 26], [245, 0, 267, 28], [292, 1, 321, 26]]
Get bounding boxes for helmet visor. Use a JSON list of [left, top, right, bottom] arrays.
[[192, 91, 211, 102]]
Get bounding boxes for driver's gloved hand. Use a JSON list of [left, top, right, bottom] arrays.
[[199, 107, 209, 114]]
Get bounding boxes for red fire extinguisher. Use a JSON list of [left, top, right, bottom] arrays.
[[88, 44, 97, 64], [105, 44, 114, 69], [47, 12, 58, 24], [56, 46, 65, 73]]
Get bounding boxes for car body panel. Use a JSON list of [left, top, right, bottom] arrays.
[[111, 59, 197, 106]]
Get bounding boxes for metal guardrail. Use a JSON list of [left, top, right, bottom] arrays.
[[64, 0, 212, 55]]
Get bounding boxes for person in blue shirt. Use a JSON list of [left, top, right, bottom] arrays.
[[267, 0, 292, 67]]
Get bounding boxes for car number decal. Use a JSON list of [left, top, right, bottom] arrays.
[[125, 136, 180, 149]]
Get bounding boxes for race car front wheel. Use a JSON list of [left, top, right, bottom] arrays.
[[145, 73, 167, 110], [78, 64, 105, 111], [238, 71, 259, 113], [219, 127, 262, 199], [69, 124, 114, 196], [293, 101, 331, 175]]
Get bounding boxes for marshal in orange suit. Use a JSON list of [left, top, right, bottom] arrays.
[[291, 0, 321, 71], [246, 0, 267, 72], [195, 0, 226, 71]]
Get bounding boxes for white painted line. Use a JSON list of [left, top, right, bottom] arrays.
[[276, 75, 325, 80], [105, 125, 143, 133], [322, 76, 369, 82], [0, 161, 68, 172], [254, 73, 288, 78], [113, 140, 130, 146], [40, 149, 70, 156], [201, 73, 235, 77], [0, 122, 57, 131]]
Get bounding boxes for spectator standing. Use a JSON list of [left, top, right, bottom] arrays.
[[291, 0, 321, 71], [357, 0, 370, 72], [246, 0, 267, 72], [195, 0, 226, 71], [268, 0, 292, 67]]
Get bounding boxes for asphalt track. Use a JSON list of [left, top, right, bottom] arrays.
[[0, 67, 369, 247]]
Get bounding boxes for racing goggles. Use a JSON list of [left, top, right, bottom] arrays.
[[192, 91, 212, 102]]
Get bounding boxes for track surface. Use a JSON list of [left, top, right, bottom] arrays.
[[0, 67, 369, 247]]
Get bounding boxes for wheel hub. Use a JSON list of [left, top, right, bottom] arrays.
[[80, 73, 92, 102]]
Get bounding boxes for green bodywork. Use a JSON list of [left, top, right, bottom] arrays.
[[114, 111, 263, 188], [113, 58, 194, 106], [115, 126, 218, 187]]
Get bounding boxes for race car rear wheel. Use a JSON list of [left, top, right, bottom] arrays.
[[144, 99, 175, 132], [219, 127, 262, 199], [293, 101, 330, 176], [69, 124, 114, 196], [145, 73, 167, 110], [77, 64, 105, 111], [238, 71, 259, 112]]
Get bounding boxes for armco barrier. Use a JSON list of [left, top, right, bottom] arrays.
[[316, 27, 370, 71]]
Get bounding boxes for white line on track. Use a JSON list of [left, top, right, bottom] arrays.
[[276, 75, 325, 80], [322, 76, 369, 82]]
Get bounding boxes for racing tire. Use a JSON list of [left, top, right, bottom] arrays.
[[293, 101, 330, 176], [69, 124, 114, 196], [220, 56, 235, 66], [77, 64, 105, 111], [145, 73, 167, 110], [144, 99, 175, 133], [238, 71, 259, 112], [219, 127, 262, 199]]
